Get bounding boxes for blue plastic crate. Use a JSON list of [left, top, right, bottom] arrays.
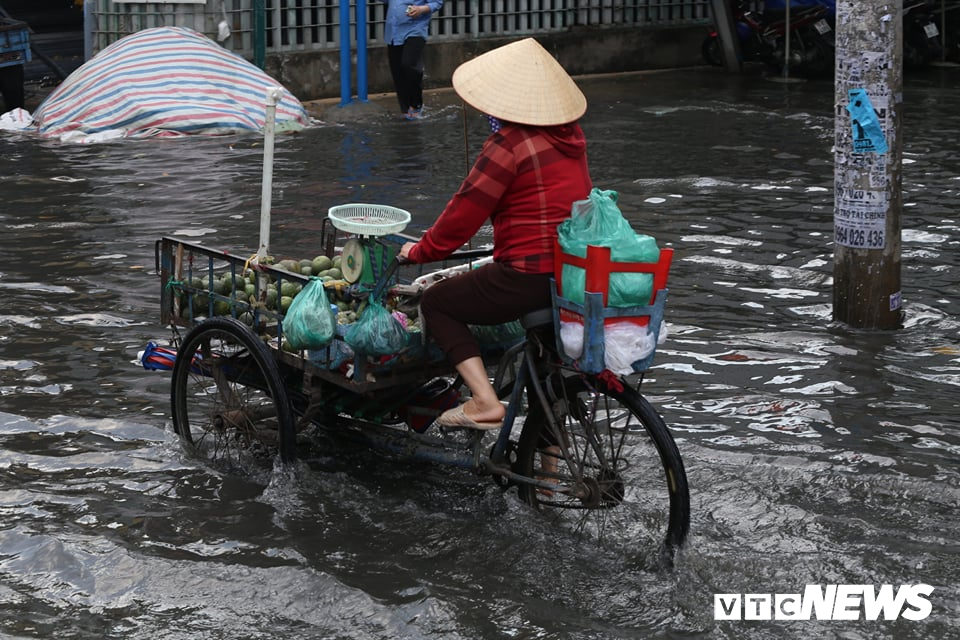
[[552, 286, 670, 375], [0, 19, 31, 69], [551, 244, 674, 375]]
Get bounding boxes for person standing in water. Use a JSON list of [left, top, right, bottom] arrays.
[[384, 0, 443, 120]]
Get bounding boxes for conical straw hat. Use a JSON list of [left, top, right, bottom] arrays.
[[452, 38, 587, 126]]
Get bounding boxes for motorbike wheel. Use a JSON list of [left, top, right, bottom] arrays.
[[903, 18, 941, 69], [768, 31, 833, 79], [801, 35, 834, 78], [701, 35, 724, 66]]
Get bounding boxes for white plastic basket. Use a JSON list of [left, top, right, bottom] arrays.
[[327, 203, 411, 236]]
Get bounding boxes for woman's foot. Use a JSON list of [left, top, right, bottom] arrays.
[[460, 398, 504, 424], [434, 399, 505, 430]]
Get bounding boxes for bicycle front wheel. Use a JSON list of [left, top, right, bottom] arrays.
[[516, 372, 689, 566]]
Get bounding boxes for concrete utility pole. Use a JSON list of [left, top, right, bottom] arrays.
[[833, 1, 904, 329], [709, 0, 743, 72]]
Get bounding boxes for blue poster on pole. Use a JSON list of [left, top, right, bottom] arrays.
[[846, 89, 888, 154]]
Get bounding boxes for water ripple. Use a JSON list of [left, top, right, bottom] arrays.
[[55, 313, 146, 328]]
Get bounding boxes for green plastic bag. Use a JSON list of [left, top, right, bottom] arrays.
[[345, 300, 409, 356], [557, 188, 659, 307], [469, 320, 525, 349], [283, 277, 336, 350]]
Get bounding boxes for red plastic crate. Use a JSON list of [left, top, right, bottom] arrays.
[[554, 242, 672, 306]]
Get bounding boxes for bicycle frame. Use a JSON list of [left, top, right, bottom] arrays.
[[489, 326, 572, 494], [311, 322, 569, 496]]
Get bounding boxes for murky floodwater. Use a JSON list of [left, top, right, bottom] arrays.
[[1, 67, 958, 639]]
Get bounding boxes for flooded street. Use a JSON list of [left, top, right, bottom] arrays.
[[1, 66, 958, 639]]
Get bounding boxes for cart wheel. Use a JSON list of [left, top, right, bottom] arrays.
[[516, 373, 689, 568], [170, 317, 296, 468]]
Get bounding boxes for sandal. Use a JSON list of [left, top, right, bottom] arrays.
[[434, 404, 503, 431]]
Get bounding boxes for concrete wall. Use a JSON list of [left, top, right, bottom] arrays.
[[266, 24, 709, 102]]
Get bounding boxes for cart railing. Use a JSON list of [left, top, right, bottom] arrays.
[[155, 235, 499, 392]]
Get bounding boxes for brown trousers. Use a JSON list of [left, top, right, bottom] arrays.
[[419, 262, 553, 365]]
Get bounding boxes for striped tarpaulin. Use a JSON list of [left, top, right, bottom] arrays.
[[33, 26, 310, 139]]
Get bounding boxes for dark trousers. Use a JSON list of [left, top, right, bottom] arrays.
[[387, 37, 426, 113], [420, 262, 553, 366]]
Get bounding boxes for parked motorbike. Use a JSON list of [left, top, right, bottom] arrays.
[[702, 0, 836, 77], [929, 0, 960, 63], [903, 1, 945, 68]]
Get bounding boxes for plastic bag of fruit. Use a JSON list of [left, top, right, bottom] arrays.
[[345, 300, 410, 356], [282, 277, 336, 349]]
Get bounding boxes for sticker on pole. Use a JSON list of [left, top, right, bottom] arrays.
[[834, 184, 886, 249], [846, 89, 888, 154]]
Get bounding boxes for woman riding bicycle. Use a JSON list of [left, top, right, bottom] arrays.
[[399, 37, 592, 430]]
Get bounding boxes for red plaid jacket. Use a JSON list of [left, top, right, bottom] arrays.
[[409, 122, 591, 274]]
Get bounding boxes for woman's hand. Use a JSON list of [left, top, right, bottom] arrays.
[[406, 4, 428, 17], [398, 242, 417, 262]]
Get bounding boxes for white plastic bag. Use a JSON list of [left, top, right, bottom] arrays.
[[560, 321, 585, 359], [602, 322, 657, 375], [0, 108, 32, 131], [560, 320, 667, 375]]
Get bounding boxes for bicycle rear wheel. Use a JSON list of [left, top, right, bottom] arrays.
[[516, 372, 689, 566]]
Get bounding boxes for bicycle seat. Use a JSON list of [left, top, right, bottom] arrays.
[[521, 307, 554, 330]]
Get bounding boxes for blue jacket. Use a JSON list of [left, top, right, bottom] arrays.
[[384, 0, 444, 45]]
